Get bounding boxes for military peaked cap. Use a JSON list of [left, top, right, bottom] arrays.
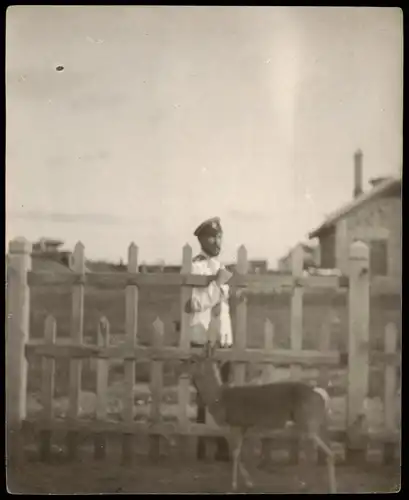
[[193, 217, 223, 238]]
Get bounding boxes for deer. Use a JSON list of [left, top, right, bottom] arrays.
[[178, 342, 337, 493]]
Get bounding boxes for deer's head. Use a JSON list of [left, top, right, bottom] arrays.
[[175, 342, 226, 423], [177, 342, 221, 385]]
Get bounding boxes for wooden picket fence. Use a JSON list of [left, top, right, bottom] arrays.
[[6, 237, 401, 466]]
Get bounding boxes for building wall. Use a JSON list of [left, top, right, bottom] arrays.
[[278, 246, 320, 272], [332, 196, 401, 276]]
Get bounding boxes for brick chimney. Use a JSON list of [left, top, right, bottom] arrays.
[[353, 149, 363, 198]]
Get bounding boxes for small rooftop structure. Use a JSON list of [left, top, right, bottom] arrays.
[[32, 237, 65, 253]]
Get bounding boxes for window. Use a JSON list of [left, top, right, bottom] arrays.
[[369, 239, 388, 276], [319, 230, 336, 269]]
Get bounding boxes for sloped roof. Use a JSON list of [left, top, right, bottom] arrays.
[[31, 255, 91, 273], [277, 242, 317, 263], [32, 256, 73, 273], [309, 176, 401, 239]]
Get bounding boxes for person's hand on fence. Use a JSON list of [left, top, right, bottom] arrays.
[[184, 296, 201, 314], [215, 268, 233, 287]]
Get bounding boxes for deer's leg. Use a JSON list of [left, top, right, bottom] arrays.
[[230, 430, 244, 491], [312, 433, 337, 494], [238, 460, 253, 489], [297, 432, 315, 492], [231, 431, 253, 489], [196, 392, 207, 460]]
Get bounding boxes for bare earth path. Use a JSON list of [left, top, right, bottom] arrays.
[[8, 455, 400, 494]]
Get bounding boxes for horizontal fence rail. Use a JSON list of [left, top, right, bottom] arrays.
[[25, 343, 343, 365], [24, 341, 400, 367], [26, 271, 401, 296], [27, 270, 350, 289], [21, 419, 400, 443]]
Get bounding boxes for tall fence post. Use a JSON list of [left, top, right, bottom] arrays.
[[289, 243, 304, 464], [178, 244, 193, 460], [94, 317, 110, 461], [346, 240, 370, 464], [6, 237, 32, 465], [122, 242, 139, 464], [66, 241, 85, 460], [39, 315, 57, 462]]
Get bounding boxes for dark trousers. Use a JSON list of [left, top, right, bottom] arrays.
[[191, 342, 231, 461]]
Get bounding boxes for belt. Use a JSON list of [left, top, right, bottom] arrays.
[[190, 341, 232, 349]]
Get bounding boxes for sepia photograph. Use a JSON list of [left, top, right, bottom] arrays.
[[6, 5, 402, 494]]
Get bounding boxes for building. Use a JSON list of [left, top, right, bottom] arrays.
[[308, 150, 401, 278], [31, 238, 73, 269], [26, 238, 72, 273], [277, 243, 320, 272], [31, 237, 95, 272], [248, 259, 268, 274], [163, 265, 182, 273]]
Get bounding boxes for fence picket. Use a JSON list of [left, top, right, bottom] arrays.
[[261, 319, 274, 384], [178, 244, 193, 460], [39, 315, 56, 462], [383, 323, 398, 465], [94, 317, 110, 460], [289, 244, 304, 464], [149, 318, 164, 460], [260, 318, 275, 466], [66, 241, 85, 461], [234, 245, 248, 385], [317, 315, 332, 465]]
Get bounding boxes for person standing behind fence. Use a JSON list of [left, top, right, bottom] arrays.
[[184, 216, 233, 462]]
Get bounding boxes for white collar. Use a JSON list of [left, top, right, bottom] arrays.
[[200, 250, 220, 263]]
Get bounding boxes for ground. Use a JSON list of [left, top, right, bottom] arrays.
[[8, 455, 400, 494]]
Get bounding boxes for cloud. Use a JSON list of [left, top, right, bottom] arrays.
[[45, 150, 111, 167], [70, 92, 127, 112], [7, 210, 135, 226], [227, 209, 270, 221], [6, 66, 95, 103]]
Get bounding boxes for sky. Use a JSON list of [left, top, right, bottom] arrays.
[[6, 6, 403, 266]]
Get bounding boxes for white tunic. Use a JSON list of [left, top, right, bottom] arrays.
[[188, 252, 233, 347]]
